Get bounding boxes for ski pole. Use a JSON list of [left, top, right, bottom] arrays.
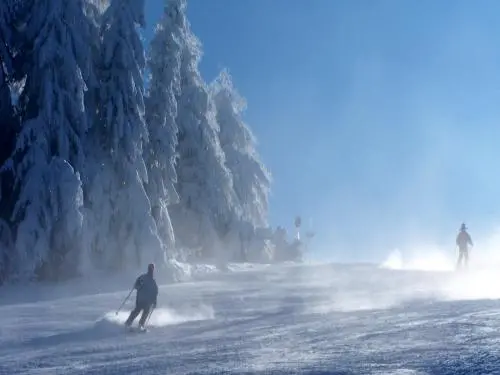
[[116, 287, 134, 315]]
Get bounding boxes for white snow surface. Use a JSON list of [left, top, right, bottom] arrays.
[[1, 261, 500, 374]]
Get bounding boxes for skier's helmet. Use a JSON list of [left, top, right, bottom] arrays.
[[460, 223, 467, 231]]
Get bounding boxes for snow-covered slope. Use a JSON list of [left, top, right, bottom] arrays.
[[1, 262, 500, 374]]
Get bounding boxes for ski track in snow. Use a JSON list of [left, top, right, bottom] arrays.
[[1, 263, 500, 374]]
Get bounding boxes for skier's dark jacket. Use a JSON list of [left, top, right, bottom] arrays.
[[134, 272, 158, 307]]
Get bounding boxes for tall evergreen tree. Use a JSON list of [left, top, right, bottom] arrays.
[[144, 0, 183, 253], [79, 0, 105, 275], [0, 0, 14, 142], [0, 0, 20, 187], [4, 0, 93, 281], [0, 0, 16, 205], [0, 0, 18, 283], [210, 69, 271, 229], [86, 0, 163, 271], [81, 0, 104, 137], [171, 1, 238, 259]]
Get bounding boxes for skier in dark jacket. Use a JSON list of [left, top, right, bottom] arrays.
[[125, 263, 158, 329], [456, 223, 473, 269]]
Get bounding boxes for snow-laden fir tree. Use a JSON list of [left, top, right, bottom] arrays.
[[0, 0, 14, 142], [210, 69, 271, 229], [81, 0, 105, 137], [144, 0, 184, 253], [4, 0, 94, 281], [170, 1, 239, 260], [0, 0, 16, 204], [0, 0, 17, 283], [85, 0, 164, 271]]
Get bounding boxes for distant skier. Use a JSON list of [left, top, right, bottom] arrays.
[[124, 263, 158, 329], [456, 223, 473, 269]]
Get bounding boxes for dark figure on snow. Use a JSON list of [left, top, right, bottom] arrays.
[[125, 263, 158, 329], [456, 223, 473, 270]]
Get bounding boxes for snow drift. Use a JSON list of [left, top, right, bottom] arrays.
[[4, 261, 500, 374]]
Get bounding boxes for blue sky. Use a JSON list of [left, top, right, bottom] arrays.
[[145, 0, 500, 262]]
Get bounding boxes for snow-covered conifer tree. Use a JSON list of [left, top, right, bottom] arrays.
[[81, 0, 104, 134], [171, 1, 238, 259], [144, 0, 184, 252], [0, 0, 16, 194], [0, 217, 13, 284], [210, 69, 271, 229], [5, 0, 93, 281], [0, 0, 14, 139], [86, 0, 163, 271], [0, 0, 18, 282]]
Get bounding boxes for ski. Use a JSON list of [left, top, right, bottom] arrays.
[[127, 326, 149, 333]]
